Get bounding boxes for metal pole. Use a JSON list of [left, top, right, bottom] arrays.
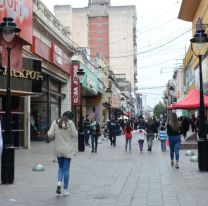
[[1, 47, 14, 184], [78, 83, 85, 152], [122, 103, 124, 121], [108, 96, 111, 120], [197, 54, 208, 171], [198, 55, 206, 139]]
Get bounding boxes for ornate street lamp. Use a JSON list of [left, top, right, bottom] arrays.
[[190, 17, 208, 171], [0, 17, 21, 184], [77, 68, 85, 152]]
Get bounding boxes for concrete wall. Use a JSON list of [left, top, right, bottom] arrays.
[[108, 7, 135, 88], [54, 5, 136, 90]]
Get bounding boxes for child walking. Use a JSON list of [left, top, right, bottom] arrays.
[[137, 128, 146, 152], [159, 124, 167, 152], [124, 122, 133, 152]]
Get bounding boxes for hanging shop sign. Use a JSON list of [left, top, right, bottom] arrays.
[[0, 0, 33, 45], [71, 64, 80, 106]]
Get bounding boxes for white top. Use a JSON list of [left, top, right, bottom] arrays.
[[47, 120, 78, 158], [135, 129, 146, 140]]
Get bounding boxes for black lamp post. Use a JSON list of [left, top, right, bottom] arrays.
[[0, 17, 21, 184], [190, 17, 208, 171], [77, 68, 85, 152], [106, 88, 112, 120], [120, 97, 125, 121]]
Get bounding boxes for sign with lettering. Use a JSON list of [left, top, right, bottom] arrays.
[[1, 67, 43, 81], [0, 0, 33, 45], [71, 64, 80, 106]]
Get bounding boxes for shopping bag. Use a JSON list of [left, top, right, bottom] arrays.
[[165, 139, 169, 146]]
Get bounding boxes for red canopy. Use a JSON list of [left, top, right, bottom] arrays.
[[168, 89, 208, 110]]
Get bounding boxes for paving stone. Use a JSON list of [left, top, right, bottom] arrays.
[[0, 134, 207, 206]]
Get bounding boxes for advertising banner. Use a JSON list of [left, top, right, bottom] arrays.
[[71, 64, 80, 106], [0, 0, 33, 45]]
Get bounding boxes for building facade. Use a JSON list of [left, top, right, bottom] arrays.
[[54, 0, 137, 93], [0, 0, 77, 148]]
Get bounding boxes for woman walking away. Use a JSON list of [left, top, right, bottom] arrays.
[[137, 128, 146, 152], [159, 123, 167, 152], [167, 112, 182, 169], [124, 122, 133, 152], [89, 118, 100, 153], [47, 111, 78, 196]]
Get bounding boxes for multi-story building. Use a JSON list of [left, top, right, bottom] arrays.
[[0, 0, 77, 148], [54, 0, 137, 93]]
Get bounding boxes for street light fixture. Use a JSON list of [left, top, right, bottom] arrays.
[[0, 17, 21, 184], [77, 68, 85, 152], [190, 17, 208, 171]]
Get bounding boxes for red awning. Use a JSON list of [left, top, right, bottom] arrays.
[[168, 89, 208, 110]]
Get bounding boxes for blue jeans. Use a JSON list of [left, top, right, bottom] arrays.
[[161, 140, 166, 151], [125, 138, 132, 151], [84, 128, 90, 145], [168, 135, 181, 161], [57, 157, 71, 189], [91, 134, 98, 151]]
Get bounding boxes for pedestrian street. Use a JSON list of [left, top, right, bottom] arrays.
[[0, 133, 208, 206]]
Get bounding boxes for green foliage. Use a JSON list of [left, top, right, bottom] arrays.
[[153, 102, 166, 119]]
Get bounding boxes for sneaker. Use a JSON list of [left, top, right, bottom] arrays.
[[56, 181, 62, 195], [175, 163, 179, 169], [171, 160, 174, 167], [91, 149, 94, 153], [63, 189, 69, 196]]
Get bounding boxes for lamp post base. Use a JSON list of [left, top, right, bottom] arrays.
[[1, 147, 15, 184], [198, 139, 208, 171], [78, 132, 85, 152]]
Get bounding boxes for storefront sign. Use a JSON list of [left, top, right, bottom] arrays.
[[111, 96, 121, 108], [51, 42, 62, 66], [71, 64, 80, 106], [1, 67, 43, 80], [0, 0, 33, 45]]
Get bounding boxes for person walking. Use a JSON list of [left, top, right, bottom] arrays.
[[89, 118, 100, 153], [159, 123, 167, 152], [137, 128, 146, 152], [181, 116, 190, 139], [167, 112, 182, 169], [190, 114, 197, 133], [108, 117, 119, 147], [146, 117, 156, 151], [47, 111, 78, 196], [124, 121, 133, 152]]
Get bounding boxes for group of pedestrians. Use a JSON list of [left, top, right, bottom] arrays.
[[83, 115, 101, 153], [122, 113, 183, 170], [47, 110, 187, 197]]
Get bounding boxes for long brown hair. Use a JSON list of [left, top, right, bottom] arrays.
[[168, 112, 180, 132], [125, 122, 132, 133]]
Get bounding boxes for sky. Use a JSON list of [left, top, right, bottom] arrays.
[[41, 0, 192, 108]]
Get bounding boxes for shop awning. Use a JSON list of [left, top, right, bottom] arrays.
[[168, 89, 208, 110]]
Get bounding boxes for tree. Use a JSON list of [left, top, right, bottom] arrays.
[[153, 102, 166, 119]]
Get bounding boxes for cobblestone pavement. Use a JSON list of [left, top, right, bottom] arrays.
[[0, 134, 208, 206]]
